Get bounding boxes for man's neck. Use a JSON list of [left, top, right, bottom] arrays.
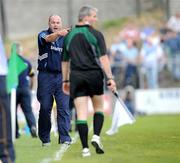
[[78, 20, 90, 26]]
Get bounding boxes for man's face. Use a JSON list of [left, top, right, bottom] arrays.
[[86, 10, 98, 26], [49, 15, 62, 33]]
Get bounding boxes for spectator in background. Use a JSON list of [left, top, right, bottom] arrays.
[[139, 32, 165, 89], [121, 38, 140, 88], [109, 36, 126, 65], [109, 25, 140, 89], [0, 35, 15, 163], [14, 43, 37, 138], [109, 36, 126, 88], [163, 29, 180, 81], [167, 12, 180, 34], [121, 24, 140, 43]]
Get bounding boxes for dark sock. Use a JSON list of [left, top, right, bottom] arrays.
[[93, 112, 104, 136], [76, 120, 88, 148]]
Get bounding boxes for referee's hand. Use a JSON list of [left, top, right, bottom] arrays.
[[107, 79, 117, 93]]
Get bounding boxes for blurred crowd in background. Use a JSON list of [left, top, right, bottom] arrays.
[[108, 12, 180, 91], [12, 12, 180, 118], [2, 11, 180, 128]]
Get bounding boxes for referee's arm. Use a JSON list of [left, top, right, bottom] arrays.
[[99, 55, 117, 92], [99, 55, 113, 80]]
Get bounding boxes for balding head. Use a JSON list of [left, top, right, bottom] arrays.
[[48, 15, 62, 33]]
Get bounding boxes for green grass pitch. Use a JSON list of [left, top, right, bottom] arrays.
[[15, 114, 180, 163]]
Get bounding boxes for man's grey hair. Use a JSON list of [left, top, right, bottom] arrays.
[[78, 5, 98, 21]]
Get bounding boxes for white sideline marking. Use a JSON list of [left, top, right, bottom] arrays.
[[40, 132, 79, 163], [53, 132, 79, 161], [41, 124, 93, 163]]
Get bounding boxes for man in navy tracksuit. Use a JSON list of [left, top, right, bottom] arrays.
[[37, 15, 71, 146]]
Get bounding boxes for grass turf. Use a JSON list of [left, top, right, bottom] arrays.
[[15, 114, 180, 163]]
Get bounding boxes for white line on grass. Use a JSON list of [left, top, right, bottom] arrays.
[[40, 132, 79, 163], [41, 123, 93, 163], [53, 132, 79, 161]]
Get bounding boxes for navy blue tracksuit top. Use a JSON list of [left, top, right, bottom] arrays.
[[38, 28, 64, 73]]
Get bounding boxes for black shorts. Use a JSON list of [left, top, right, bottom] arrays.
[[70, 70, 104, 99]]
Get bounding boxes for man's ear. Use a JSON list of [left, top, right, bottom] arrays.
[[83, 15, 89, 22]]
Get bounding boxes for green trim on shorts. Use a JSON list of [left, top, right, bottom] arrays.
[[76, 120, 87, 125], [94, 111, 104, 116]]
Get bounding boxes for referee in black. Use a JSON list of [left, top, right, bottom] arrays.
[[62, 5, 116, 157]]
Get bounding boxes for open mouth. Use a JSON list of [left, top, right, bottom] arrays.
[[53, 28, 58, 31]]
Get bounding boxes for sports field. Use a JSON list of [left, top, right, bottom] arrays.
[[15, 114, 180, 163]]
